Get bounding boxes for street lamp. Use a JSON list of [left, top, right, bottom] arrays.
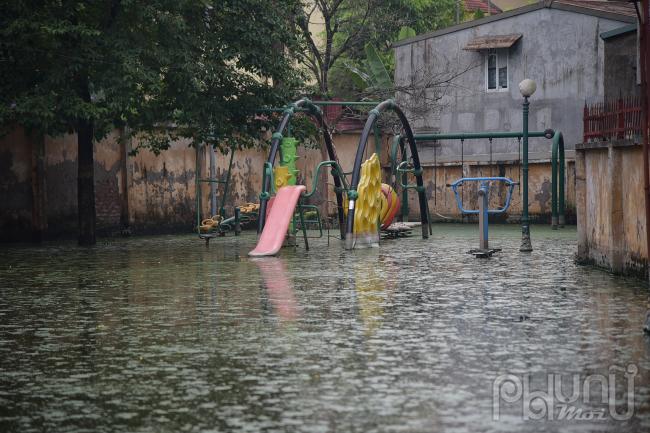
[[519, 79, 536, 252]]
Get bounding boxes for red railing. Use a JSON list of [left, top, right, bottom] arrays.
[[583, 96, 643, 143], [321, 99, 365, 132]]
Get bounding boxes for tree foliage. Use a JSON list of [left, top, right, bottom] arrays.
[[296, 0, 456, 97], [0, 0, 305, 244], [0, 0, 304, 153]]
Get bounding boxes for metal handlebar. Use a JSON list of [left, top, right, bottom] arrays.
[[448, 177, 518, 215]]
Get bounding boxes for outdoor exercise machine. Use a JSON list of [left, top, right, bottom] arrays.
[[390, 128, 566, 251], [448, 177, 518, 257]]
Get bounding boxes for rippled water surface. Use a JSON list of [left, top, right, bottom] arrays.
[[1, 224, 650, 433]]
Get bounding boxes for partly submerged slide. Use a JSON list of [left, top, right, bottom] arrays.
[[249, 185, 306, 257]]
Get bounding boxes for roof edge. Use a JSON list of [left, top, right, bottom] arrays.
[[552, 3, 635, 24], [392, 2, 546, 48], [392, 0, 634, 49], [600, 23, 637, 40]]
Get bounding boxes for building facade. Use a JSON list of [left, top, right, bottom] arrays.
[[392, 0, 635, 222]]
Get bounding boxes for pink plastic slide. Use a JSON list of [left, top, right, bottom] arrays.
[[248, 185, 306, 257]]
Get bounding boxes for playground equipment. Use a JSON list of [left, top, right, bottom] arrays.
[[250, 98, 347, 256], [249, 98, 430, 256], [391, 129, 566, 249], [448, 177, 518, 257], [195, 145, 260, 244], [249, 95, 564, 256], [346, 99, 430, 249]]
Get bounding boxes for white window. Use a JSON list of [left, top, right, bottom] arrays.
[[486, 49, 508, 91]]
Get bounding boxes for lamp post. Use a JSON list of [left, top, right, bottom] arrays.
[[519, 79, 537, 252]]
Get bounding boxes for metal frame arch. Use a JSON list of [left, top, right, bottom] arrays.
[[345, 99, 429, 249], [257, 98, 346, 239]]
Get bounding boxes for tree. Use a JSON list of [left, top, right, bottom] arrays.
[[296, 0, 456, 97], [0, 0, 303, 245]]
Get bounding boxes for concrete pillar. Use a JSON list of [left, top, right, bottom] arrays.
[[608, 144, 624, 273], [575, 149, 588, 261], [119, 128, 130, 231], [30, 133, 47, 241]]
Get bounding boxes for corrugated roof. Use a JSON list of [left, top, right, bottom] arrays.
[[555, 0, 636, 17], [465, 0, 504, 14], [393, 0, 636, 48], [463, 33, 523, 50]]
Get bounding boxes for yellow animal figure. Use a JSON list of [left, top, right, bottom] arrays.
[[238, 202, 259, 213], [273, 166, 293, 191], [353, 153, 382, 240], [199, 214, 223, 233]]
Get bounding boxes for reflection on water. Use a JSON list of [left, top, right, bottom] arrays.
[[0, 225, 649, 432], [354, 255, 397, 336], [254, 258, 299, 322]]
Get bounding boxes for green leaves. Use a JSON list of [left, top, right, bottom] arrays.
[[363, 43, 392, 90], [343, 42, 393, 94], [0, 0, 305, 152], [320, 0, 456, 99], [397, 26, 416, 41]]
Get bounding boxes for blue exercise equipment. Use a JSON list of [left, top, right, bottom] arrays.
[[448, 177, 518, 257]]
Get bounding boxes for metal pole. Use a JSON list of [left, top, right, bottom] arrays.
[[479, 181, 489, 250], [209, 146, 216, 217], [520, 97, 533, 252], [234, 207, 241, 235], [195, 143, 202, 234], [219, 146, 235, 218], [413, 131, 549, 140], [373, 123, 382, 157]]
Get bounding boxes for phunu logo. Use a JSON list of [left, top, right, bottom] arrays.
[[492, 365, 637, 421]]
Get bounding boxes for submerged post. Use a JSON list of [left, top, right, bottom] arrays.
[[209, 146, 216, 217], [234, 207, 241, 235], [519, 79, 536, 252], [479, 181, 489, 250]]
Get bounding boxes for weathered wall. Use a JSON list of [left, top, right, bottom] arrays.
[[43, 133, 79, 235], [1, 123, 575, 241], [576, 142, 647, 277], [0, 128, 32, 241], [603, 31, 639, 100], [0, 129, 361, 240]]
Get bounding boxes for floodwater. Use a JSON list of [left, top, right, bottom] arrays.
[[1, 224, 649, 433]]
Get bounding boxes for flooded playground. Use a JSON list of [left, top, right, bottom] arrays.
[[1, 224, 649, 432]]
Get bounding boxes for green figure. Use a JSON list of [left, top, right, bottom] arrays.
[[280, 137, 299, 185]]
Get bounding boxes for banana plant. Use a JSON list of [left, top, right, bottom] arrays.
[[344, 26, 416, 92]]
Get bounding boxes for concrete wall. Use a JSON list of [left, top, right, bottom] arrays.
[[576, 141, 647, 277], [0, 128, 33, 240], [0, 128, 339, 241], [603, 31, 639, 100], [1, 123, 576, 241]]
